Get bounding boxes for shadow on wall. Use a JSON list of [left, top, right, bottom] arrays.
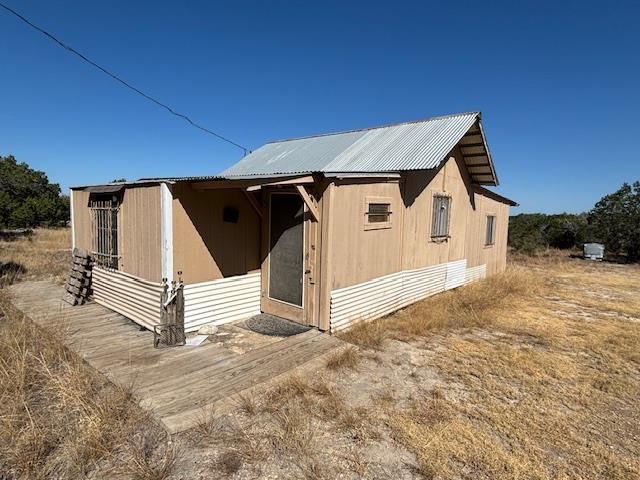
[[401, 155, 476, 210], [177, 185, 262, 278]]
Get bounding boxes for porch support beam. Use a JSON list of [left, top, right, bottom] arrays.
[[295, 185, 320, 222], [243, 190, 264, 219], [192, 175, 315, 191]]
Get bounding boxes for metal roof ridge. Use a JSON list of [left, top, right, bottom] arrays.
[[265, 111, 480, 145]]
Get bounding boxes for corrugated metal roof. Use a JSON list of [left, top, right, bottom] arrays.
[[221, 112, 497, 184]]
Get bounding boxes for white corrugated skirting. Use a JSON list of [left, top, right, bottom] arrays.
[[183, 272, 261, 333], [92, 267, 164, 330], [330, 260, 488, 333], [464, 264, 487, 284]]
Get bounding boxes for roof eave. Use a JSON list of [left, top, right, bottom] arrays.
[[477, 118, 499, 186]]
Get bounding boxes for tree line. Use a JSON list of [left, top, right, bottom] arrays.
[[509, 181, 640, 261], [2, 155, 638, 262], [0, 155, 69, 229]]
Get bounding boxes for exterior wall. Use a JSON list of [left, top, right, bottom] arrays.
[[328, 179, 404, 289], [119, 185, 162, 281], [182, 273, 261, 332], [401, 152, 471, 270], [70, 185, 163, 282], [464, 192, 510, 275], [322, 147, 511, 330], [92, 267, 164, 330], [71, 189, 92, 252], [171, 184, 262, 329], [171, 183, 261, 284]]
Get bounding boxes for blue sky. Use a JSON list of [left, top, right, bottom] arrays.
[[1, 0, 638, 213]]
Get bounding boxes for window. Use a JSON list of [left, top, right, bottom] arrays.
[[364, 197, 392, 230], [485, 215, 496, 246], [431, 195, 451, 238], [90, 195, 119, 269]]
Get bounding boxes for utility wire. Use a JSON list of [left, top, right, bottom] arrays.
[[0, 2, 249, 154]]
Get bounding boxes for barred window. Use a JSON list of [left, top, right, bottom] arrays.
[[485, 215, 496, 246], [431, 195, 451, 238], [367, 203, 390, 222], [364, 197, 392, 230], [90, 195, 119, 269]]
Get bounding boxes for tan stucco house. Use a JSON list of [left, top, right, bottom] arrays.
[[70, 112, 517, 333]]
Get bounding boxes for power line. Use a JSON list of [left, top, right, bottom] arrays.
[[0, 2, 249, 154]]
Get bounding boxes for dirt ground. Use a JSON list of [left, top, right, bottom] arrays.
[[165, 253, 639, 480], [1, 231, 639, 479]]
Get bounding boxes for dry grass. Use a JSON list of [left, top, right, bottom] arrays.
[[0, 228, 70, 287], [234, 390, 258, 416], [341, 264, 544, 349], [6, 229, 636, 478], [119, 434, 177, 480], [0, 289, 173, 479], [325, 346, 360, 370], [380, 256, 640, 479]]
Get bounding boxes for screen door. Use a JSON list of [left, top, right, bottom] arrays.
[[268, 193, 304, 307]]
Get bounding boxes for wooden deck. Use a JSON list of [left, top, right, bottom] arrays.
[[7, 280, 344, 433]]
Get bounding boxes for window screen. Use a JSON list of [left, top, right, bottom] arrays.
[[366, 203, 391, 223], [431, 195, 451, 238], [90, 195, 119, 269], [485, 215, 496, 245]]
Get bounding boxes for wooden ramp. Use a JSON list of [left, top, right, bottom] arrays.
[[7, 280, 344, 433]]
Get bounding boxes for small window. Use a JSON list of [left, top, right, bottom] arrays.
[[364, 197, 392, 230], [431, 195, 451, 238], [90, 195, 119, 269], [485, 215, 496, 246]]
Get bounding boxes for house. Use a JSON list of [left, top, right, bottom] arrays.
[[70, 111, 517, 333]]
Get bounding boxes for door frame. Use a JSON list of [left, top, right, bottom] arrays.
[[260, 190, 306, 324]]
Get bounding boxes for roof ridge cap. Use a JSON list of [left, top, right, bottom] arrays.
[[265, 111, 480, 144]]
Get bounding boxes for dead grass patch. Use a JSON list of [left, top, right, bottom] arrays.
[[216, 448, 243, 475], [0, 228, 70, 286], [341, 265, 546, 349], [325, 346, 360, 370], [120, 433, 177, 480], [190, 405, 219, 441], [234, 390, 258, 416], [0, 289, 170, 479], [385, 261, 640, 479]]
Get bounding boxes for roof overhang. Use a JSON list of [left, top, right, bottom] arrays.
[[190, 174, 315, 190], [458, 118, 499, 186], [71, 179, 166, 190], [472, 185, 518, 206]]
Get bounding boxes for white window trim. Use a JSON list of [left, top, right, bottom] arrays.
[[363, 196, 393, 230]]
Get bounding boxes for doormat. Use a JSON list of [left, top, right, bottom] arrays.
[[243, 314, 311, 337]]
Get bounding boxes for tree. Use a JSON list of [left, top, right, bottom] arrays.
[[508, 213, 593, 254], [588, 181, 640, 261], [0, 155, 70, 228]]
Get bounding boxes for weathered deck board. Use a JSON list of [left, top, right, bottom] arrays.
[[7, 280, 344, 433]]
